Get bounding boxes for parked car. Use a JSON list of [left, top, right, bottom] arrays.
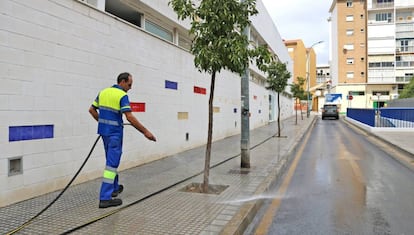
[[322, 104, 339, 120]]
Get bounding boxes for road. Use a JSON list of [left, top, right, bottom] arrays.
[[245, 117, 414, 235]]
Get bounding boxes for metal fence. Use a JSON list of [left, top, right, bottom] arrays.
[[347, 108, 414, 128]]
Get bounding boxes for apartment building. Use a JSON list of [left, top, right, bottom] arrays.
[[329, 0, 368, 112], [0, 0, 293, 206], [367, 0, 414, 105], [315, 64, 332, 111], [329, 0, 414, 112], [284, 39, 319, 111]]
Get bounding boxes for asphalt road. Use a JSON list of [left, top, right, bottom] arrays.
[[245, 117, 414, 235]]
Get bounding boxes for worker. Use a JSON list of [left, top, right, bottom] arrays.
[[89, 72, 156, 208]]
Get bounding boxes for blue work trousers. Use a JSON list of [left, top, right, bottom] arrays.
[[100, 134, 123, 200]]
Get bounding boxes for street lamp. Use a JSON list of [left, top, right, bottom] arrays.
[[306, 40, 324, 118]]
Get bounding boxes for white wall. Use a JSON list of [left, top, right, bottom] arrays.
[[0, 0, 293, 206], [329, 6, 339, 88]]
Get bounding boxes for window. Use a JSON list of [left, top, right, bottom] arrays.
[[372, 91, 389, 95], [344, 44, 354, 50], [346, 15, 354, 22], [178, 36, 192, 51], [375, 13, 392, 22], [347, 0, 353, 7], [369, 62, 380, 68], [368, 62, 394, 68], [346, 72, 354, 79], [346, 29, 354, 36], [347, 58, 354, 64], [350, 91, 365, 96], [105, 1, 142, 27], [145, 20, 173, 42], [400, 40, 408, 52]]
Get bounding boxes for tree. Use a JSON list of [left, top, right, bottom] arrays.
[[290, 77, 307, 124], [265, 61, 291, 137], [399, 77, 414, 98], [169, 0, 270, 193]]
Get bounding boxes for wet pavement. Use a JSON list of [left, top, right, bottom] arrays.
[[1, 114, 412, 235], [246, 118, 414, 235]]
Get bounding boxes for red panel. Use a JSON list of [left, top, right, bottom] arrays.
[[130, 102, 146, 112], [194, 86, 206, 95]]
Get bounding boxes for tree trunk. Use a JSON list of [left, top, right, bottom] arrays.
[[277, 92, 281, 137], [203, 71, 216, 193], [295, 98, 298, 125]]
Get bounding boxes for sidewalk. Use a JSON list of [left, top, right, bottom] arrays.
[[344, 117, 414, 171], [1, 115, 315, 235]]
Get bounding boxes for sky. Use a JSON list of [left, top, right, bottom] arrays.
[[261, 0, 331, 65]]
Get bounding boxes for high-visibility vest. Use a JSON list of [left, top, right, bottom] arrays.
[[92, 85, 131, 135]]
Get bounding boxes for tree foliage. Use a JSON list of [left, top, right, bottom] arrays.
[[265, 61, 291, 137], [290, 77, 307, 100], [399, 77, 414, 99]]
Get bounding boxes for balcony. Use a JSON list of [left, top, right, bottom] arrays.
[[396, 23, 414, 38], [396, 61, 414, 68], [367, 69, 396, 83], [395, 46, 414, 54], [371, 2, 394, 10]]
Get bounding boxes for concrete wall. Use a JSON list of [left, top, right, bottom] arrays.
[[0, 0, 293, 207]]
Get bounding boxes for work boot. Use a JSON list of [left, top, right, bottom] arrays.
[[99, 198, 122, 208], [111, 184, 124, 197]]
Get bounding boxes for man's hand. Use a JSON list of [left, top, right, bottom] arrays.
[[144, 131, 156, 142]]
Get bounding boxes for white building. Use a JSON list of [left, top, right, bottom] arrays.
[[0, 0, 293, 206]]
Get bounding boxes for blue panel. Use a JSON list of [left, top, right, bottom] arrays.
[[44, 125, 54, 138], [9, 126, 20, 142], [21, 126, 34, 140], [9, 125, 54, 141], [165, 80, 178, 90], [32, 126, 44, 139]]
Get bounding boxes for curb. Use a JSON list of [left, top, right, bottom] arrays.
[[220, 116, 317, 235], [343, 118, 414, 171]]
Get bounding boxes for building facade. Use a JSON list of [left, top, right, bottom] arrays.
[[0, 0, 293, 206], [284, 39, 319, 111], [329, 0, 414, 112]]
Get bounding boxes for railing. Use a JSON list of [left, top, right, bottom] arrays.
[[380, 108, 414, 127], [371, 2, 394, 9], [347, 108, 414, 128]]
